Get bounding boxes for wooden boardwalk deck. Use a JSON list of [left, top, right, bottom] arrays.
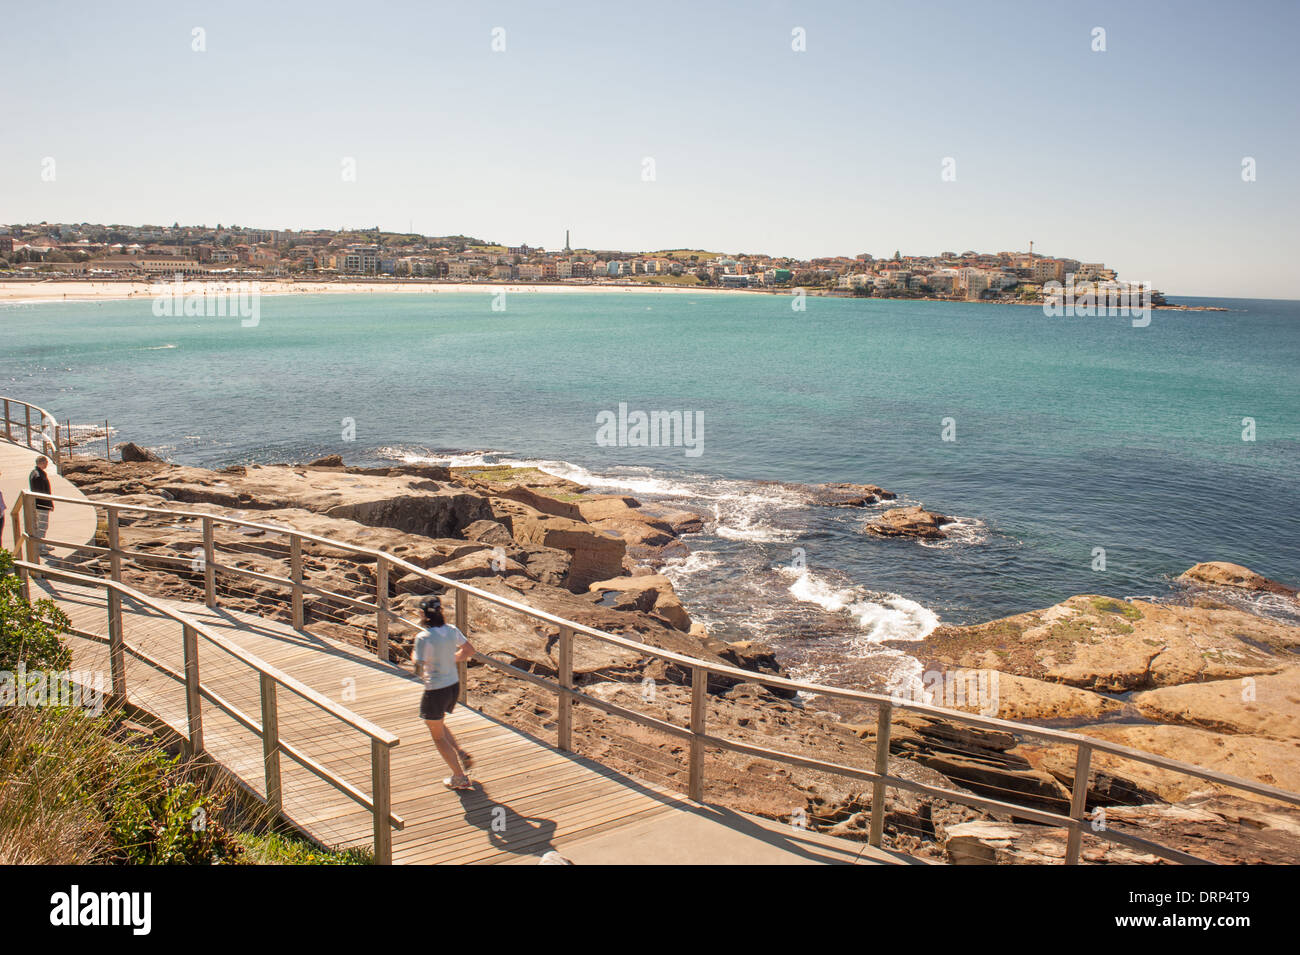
[[4, 431, 912, 864], [38, 577, 911, 865]]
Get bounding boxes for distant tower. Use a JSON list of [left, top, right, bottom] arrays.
[[565, 230, 571, 253], [1029, 240, 1034, 256]]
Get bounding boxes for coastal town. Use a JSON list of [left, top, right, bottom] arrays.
[[0, 221, 1165, 304]]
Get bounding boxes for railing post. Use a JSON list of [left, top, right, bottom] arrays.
[[202, 516, 216, 607], [106, 506, 122, 582], [52, 421, 61, 471], [375, 554, 389, 662], [869, 703, 892, 847], [181, 624, 204, 755], [688, 665, 706, 802], [10, 496, 24, 556], [259, 672, 282, 819], [3, 398, 11, 441], [24, 404, 32, 449], [107, 589, 126, 707], [104, 419, 110, 462], [371, 739, 393, 865], [1065, 743, 1093, 865], [290, 534, 304, 629], [557, 626, 574, 751], [21, 494, 38, 566], [454, 588, 468, 703]]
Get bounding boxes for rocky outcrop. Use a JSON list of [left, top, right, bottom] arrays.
[[57, 457, 1300, 864], [510, 514, 627, 592], [590, 574, 691, 631], [1178, 561, 1297, 599], [323, 489, 492, 538], [921, 593, 1294, 692], [118, 442, 164, 463], [865, 505, 949, 539], [810, 483, 896, 507], [1131, 666, 1300, 738]]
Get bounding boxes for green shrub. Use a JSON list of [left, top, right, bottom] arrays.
[[235, 831, 371, 865], [0, 548, 72, 673]]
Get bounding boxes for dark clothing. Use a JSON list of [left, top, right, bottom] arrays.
[[29, 468, 53, 510], [418, 683, 460, 720]]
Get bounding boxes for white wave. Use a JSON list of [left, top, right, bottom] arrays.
[[659, 549, 721, 582], [782, 568, 938, 643], [143, 343, 178, 350], [533, 461, 697, 498], [376, 446, 513, 468], [919, 516, 990, 549]]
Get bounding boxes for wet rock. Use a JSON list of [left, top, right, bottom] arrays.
[[811, 483, 897, 507], [118, 442, 164, 463], [865, 505, 949, 539], [1178, 561, 1297, 599]]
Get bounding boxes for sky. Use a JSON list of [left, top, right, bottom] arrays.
[[2, 0, 1298, 298]]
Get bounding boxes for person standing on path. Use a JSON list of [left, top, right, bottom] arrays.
[[413, 595, 477, 790], [28, 456, 53, 555]]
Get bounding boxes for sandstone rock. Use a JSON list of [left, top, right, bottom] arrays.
[[462, 519, 514, 546], [926, 671, 1123, 722], [590, 574, 691, 631], [923, 594, 1296, 692], [1019, 723, 1300, 803], [1131, 666, 1300, 738], [491, 484, 584, 520], [574, 496, 643, 523], [324, 489, 492, 538], [1178, 561, 1297, 598], [118, 442, 164, 463], [865, 505, 949, 539], [433, 548, 527, 580], [811, 483, 897, 507], [512, 514, 626, 592], [307, 454, 345, 468], [942, 820, 1160, 865]]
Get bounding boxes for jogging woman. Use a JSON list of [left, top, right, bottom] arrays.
[[413, 595, 477, 790]]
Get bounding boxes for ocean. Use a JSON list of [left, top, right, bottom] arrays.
[[4, 289, 1297, 690]]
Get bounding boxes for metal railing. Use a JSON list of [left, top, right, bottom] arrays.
[[2, 396, 63, 470], [13, 487, 1300, 865], [8, 500, 404, 863]]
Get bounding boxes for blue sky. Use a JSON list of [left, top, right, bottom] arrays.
[[3, 0, 1297, 297]]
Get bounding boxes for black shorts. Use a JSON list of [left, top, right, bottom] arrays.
[[419, 683, 459, 720]]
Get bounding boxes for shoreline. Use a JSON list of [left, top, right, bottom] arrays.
[[0, 278, 1229, 309]]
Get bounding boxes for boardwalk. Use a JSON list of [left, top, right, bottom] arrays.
[[5, 430, 908, 863], [40, 576, 910, 865]]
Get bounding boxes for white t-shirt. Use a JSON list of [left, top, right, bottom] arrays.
[[413, 625, 467, 690]]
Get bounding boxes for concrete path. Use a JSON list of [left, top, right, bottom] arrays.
[[0, 440, 97, 557]]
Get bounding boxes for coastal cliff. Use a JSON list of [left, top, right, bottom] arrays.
[[55, 455, 1300, 863]]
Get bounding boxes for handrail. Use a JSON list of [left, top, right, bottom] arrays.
[[1, 395, 62, 470], [12, 471, 1300, 863], [20, 492, 1300, 809], [10, 555, 404, 863]]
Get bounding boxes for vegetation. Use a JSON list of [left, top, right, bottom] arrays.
[[236, 831, 371, 865], [1089, 597, 1143, 620], [0, 549, 72, 673]]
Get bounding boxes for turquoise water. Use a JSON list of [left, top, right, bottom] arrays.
[[3, 290, 1296, 688]]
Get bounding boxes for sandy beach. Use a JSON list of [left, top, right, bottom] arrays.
[[0, 279, 759, 305]]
